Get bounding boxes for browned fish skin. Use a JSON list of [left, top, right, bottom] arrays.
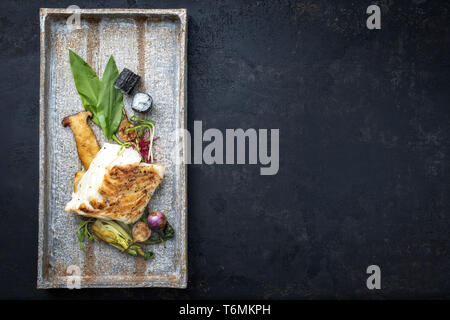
[[70, 163, 164, 224], [62, 111, 101, 170]]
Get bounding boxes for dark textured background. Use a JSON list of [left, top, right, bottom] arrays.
[[0, 0, 449, 299]]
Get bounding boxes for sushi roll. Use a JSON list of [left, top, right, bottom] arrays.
[[132, 93, 153, 113], [114, 68, 140, 94]]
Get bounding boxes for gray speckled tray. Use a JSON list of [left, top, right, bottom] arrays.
[[38, 8, 187, 288]]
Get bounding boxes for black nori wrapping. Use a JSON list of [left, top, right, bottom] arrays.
[[114, 68, 140, 94]]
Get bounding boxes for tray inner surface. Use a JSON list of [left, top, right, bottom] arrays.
[[38, 9, 187, 288]]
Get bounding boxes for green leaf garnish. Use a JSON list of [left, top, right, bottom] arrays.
[[77, 218, 95, 252], [140, 222, 175, 245], [69, 50, 123, 139]]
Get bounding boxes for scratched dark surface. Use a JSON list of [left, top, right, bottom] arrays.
[[0, 0, 449, 299]]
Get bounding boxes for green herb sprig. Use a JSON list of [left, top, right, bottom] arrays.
[[69, 50, 123, 140], [126, 116, 155, 162], [112, 115, 156, 162], [77, 218, 95, 252], [140, 223, 175, 245]]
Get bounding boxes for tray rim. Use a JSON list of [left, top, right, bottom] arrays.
[[37, 8, 188, 289]]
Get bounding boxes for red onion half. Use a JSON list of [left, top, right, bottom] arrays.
[[147, 211, 167, 231]]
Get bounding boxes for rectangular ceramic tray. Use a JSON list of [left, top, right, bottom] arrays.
[[38, 8, 187, 288]]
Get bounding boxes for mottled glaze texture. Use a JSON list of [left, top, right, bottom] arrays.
[[38, 8, 187, 288]]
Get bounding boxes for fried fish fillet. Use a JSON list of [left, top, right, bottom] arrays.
[[65, 143, 165, 224]]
